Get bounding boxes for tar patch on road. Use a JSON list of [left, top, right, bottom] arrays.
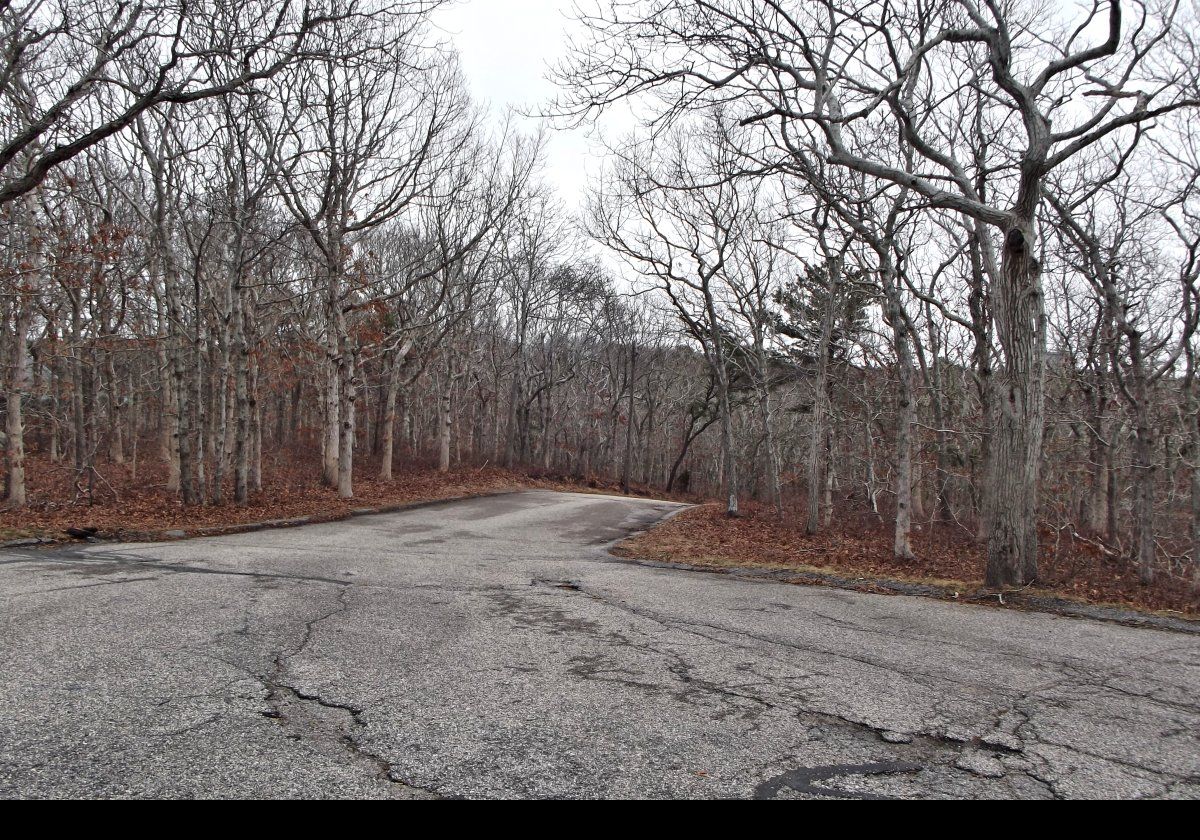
[[754, 761, 924, 800]]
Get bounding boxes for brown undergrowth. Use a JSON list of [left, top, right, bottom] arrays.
[[0, 451, 682, 542], [613, 502, 1200, 618]]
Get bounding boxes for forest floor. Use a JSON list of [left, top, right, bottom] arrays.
[[0, 451, 681, 545], [613, 503, 1200, 620]]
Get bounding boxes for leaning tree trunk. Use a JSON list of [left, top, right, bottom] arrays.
[[984, 224, 1047, 588]]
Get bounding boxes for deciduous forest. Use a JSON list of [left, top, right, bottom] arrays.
[[3, 0, 1200, 612]]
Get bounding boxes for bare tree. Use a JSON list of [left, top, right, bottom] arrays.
[[557, 0, 1200, 586], [0, 0, 378, 205]]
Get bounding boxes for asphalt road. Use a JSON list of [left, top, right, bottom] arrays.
[[1, 490, 1197, 799]]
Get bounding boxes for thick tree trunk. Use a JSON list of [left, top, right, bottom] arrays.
[[164, 268, 197, 505], [892, 310, 917, 560], [984, 224, 1046, 588]]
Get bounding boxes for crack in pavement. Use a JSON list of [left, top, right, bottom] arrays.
[[5, 492, 1195, 799], [250, 585, 438, 798], [4, 548, 355, 587], [504, 574, 1199, 796]]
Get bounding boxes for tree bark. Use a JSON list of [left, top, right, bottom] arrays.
[[5, 300, 32, 507], [337, 342, 358, 499], [807, 256, 838, 534], [984, 224, 1047, 588]]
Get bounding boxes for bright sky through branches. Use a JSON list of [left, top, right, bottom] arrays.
[[434, 0, 598, 210]]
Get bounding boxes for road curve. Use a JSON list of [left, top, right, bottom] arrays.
[[1, 489, 1196, 799]]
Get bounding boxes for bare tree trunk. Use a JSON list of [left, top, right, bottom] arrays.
[[807, 256, 838, 534], [211, 334, 230, 506], [1124, 340, 1157, 586], [164, 262, 197, 505], [159, 335, 181, 494], [1191, 406, 1200, 590], [1132, 399, 1157, 586], [756, 378, 782, 515], [248, 320, 262, 494], [233, 289, 250, 506], [105, 347, 124, 465], [1085, 364, 1111, 537], [380, 352, 401, 480], [69, 302, 86, 473], [984, 224, 1046, 588], [192, 294, 207, 501], [621, 345, 637, 493], [337, 342, 358, 499], [504, 369, 522, 469], [822, 424, 834, 528], [323, 341, 340, 487], [437, 361, 453, 473], [712, 344, 738, 517], [5, 300, 32, 507], [892, 311, 917, 560]]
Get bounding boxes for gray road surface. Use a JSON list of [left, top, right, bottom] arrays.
[[1, 490, 1197, 799]]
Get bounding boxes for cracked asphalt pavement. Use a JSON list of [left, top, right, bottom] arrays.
[[1, 490, 1197, 799]]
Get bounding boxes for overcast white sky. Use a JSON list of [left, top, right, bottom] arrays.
[[433, 0, 607, 212]]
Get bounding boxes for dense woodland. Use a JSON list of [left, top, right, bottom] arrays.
[[3, 1, 1200, 597]]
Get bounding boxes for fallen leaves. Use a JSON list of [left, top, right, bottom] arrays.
[[615, 502, 1200, 617], [0, 451, 674, 543]]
